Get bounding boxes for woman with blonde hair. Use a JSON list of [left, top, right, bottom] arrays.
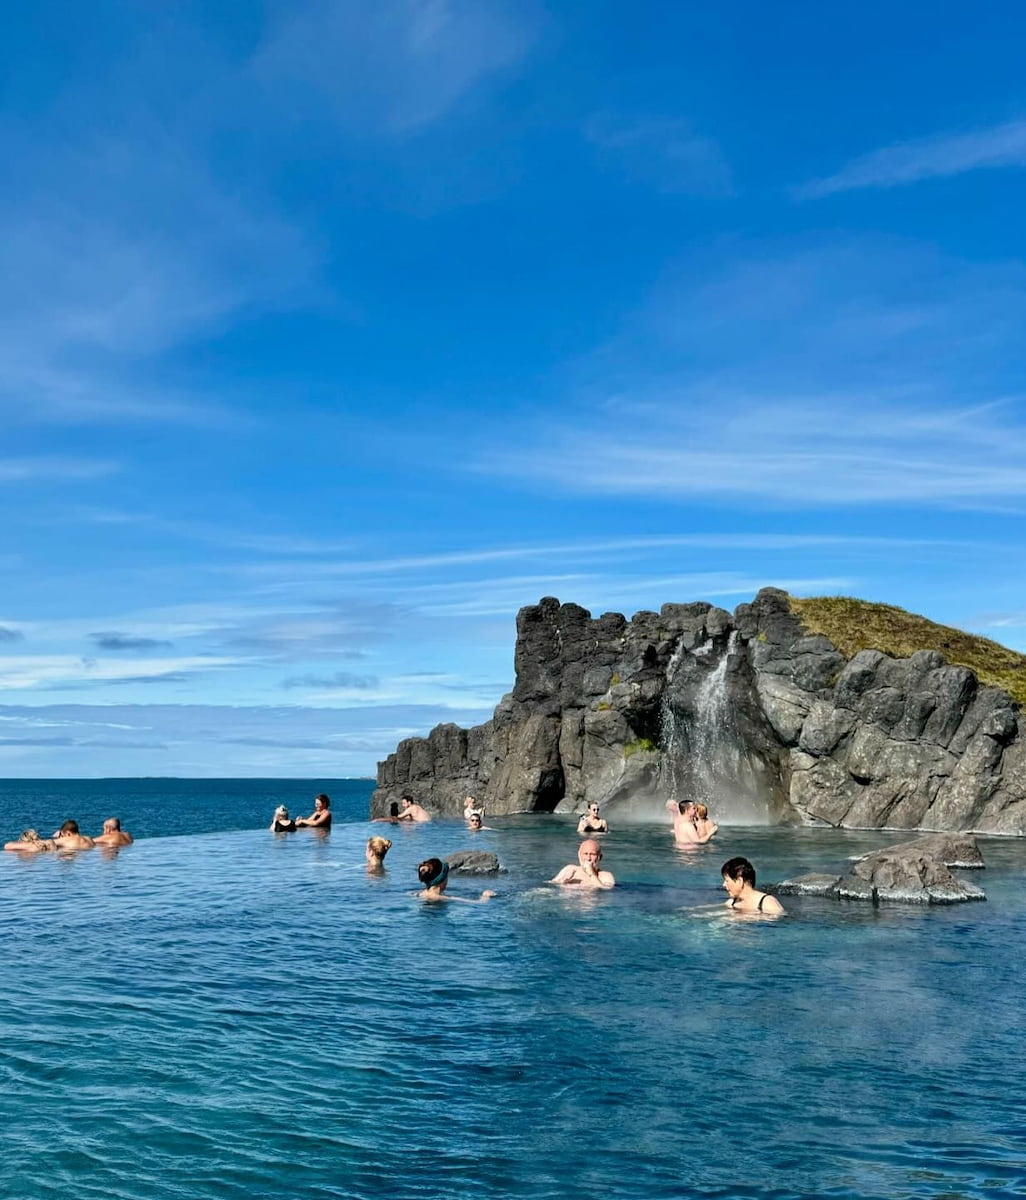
[[4, 829, 57, 853], [366, 836, 392, 871]]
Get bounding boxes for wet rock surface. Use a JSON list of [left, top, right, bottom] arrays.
[[445, 850, 504, 875], [373, 588, 1025, 832], [776, 833, 988, 904]]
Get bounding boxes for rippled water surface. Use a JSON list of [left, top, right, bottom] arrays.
[[2, 783, 1026, 1199]]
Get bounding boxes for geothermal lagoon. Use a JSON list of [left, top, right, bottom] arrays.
[[2, 780, 1024, 1199]]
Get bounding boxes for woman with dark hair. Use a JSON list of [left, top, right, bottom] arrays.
[[416, 858, 495, 904], [721, 856, 784, 915], [296, 794, 331, 830]]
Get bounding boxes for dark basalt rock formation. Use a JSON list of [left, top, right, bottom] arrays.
[[445, 850, 504, 875], [777, 833, 987, 904], [848, 831, 985, 870], [374, 588, 1026, 833]]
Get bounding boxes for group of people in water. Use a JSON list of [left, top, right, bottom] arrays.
[[355, 791, 783, 913], [4, 817, 133, 853], [5, 788, 783, 915]]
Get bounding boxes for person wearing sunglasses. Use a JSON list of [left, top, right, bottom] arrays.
[[577, 803, 609, 835]]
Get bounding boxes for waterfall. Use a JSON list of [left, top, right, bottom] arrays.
[[659, 636, 708, 804], [661, 630, 768, 824]]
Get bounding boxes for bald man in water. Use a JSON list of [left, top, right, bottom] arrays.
[[93, 817, 133, 847], [550, 839, 616, 889]]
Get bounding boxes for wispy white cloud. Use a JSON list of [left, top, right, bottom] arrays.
[[585, 115, 732, 195], [471, 238, 1026, 510], [479, 398, 1026, 506], [0, 655, 240, 691], [0, 456, 118, 483], [799, 118, 1026, 198], [254, 0, 535, 133]]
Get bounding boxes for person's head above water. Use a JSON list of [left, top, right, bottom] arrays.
[[721, 856, 756, 886], [677, 800, 697, 817], [367, 836, 392, 864], [469, 813, 483, 828], [578, 839, 603, 867], [389, 801, 400, 818], [695, 804, 709, 820], [57, 820, 80, 836], [401, 796, 413, 808], [417, 857, 449, 889], [314, 794, 330, 810], [103, 817, 122, 833]]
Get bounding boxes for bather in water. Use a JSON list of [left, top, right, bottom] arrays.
[[417, 857, 495, 904], [721, 856, 784, 915]]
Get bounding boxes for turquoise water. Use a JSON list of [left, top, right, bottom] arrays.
[[2, 780, 1026, 1199]]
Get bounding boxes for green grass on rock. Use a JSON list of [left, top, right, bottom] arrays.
[[788, 595, 1026, 707]]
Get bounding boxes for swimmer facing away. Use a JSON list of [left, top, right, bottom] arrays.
[[93, 817, 133, 847], [417, 858, 496, 903], [721, 856, 784, 915], [270, 805, 296, 833], [366, 836, 391, 871], [4, 829, 57, 853]]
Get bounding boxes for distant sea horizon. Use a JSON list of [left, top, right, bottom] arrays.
[[0, 776, 377, 841]]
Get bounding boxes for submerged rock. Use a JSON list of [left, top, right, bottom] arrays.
[[445, 849, 504, 875], [835, 850, 985, 904], [773, 873, 841, 897], [777, 838, 987, 905], [849, 831, 985, 870]]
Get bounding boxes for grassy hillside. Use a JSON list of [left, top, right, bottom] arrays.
[[788, 595, 1026, 707]]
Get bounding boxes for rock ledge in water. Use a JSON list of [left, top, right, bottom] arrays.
[[445, 849, 505, 875], [849, 831, 985, 870], [777, 834, 987, 904]]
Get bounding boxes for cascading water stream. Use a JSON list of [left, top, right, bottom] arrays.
[[661, 630, 768, 824], [659, 636, 710, 804]]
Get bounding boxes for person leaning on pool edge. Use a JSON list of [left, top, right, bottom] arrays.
[[295, 794, 332, 830], [93, 817, 133, 847], [721, 856, 784, 915]]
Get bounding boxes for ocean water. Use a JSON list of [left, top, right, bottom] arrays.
[[2, 780, 1026, 1199]]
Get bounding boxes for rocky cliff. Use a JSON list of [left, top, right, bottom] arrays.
[[373, 588, 1026, 833]]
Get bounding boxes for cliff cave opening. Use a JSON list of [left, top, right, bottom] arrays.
[[531, 767, 565, 813]]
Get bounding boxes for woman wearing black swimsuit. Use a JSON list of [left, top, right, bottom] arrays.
[[721, 856, 784, 915], [577, 804, 609, 835]]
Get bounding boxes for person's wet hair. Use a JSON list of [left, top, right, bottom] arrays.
[[695, 804, 708, 820], [418, 857, 449, 888], [721, 856, 756, 886], [367, 836, 392, 858], [314, 794, 330, 807], [58, 820, 80, 835], [389, 801, 400, 817]]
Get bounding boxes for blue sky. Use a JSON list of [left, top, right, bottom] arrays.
[[3, 1, 1026, 777]]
